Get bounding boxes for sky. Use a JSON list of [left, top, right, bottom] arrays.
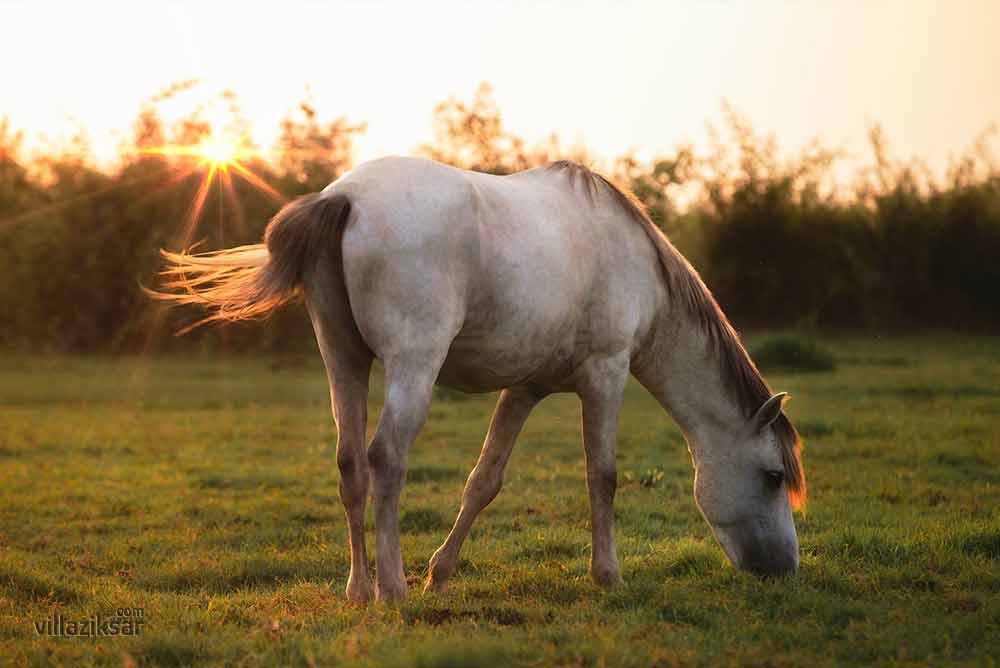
[[2, 0, 998, 174]]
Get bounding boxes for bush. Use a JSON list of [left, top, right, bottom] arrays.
[[750, 335, 837, 373], [3, 89, 1000, 354]]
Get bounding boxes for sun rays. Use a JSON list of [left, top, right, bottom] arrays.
[[123, 130, 289, 356], [141, 133, 286, 248]]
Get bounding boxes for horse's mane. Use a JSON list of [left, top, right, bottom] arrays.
[[548, 160, 805, 509]]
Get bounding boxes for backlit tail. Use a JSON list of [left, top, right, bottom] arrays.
[[147, 192, 351, 332]]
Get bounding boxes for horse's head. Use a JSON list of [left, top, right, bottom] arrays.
[[689, 392, 802, 576]]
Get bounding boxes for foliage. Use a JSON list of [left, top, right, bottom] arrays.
[[750, 334, 837, 373], [1, 335, 998, 666], [687, 112, 1000, 330], [275, 99, 366, 195], [0, 85, 362, 353], [416, 83, 592, 175], [1, 84, 999, 353]]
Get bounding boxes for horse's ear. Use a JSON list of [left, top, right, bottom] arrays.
[[753, 392, 788, 431]]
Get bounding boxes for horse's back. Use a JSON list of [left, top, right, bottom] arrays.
[[330, 157, 665, 391]]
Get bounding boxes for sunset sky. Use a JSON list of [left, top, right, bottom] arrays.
[[3, 0, 998, 174]]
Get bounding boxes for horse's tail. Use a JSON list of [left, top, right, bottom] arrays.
[[147, 193, 352, 333]]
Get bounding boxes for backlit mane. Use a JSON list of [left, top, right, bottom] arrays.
[[548, 160, 805, 508]]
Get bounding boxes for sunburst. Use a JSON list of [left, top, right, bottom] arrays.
[[141, 134, 285, 247]]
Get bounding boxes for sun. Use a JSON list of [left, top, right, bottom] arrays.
[[139, 133, 285, 247], [193, 137, 242, 170], [143, 134, 252, 171]]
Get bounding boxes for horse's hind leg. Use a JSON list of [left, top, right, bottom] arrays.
[[425, 386, 541, 592], [310, 327, 374, 603], [329, 361, 373, 603], [306, 268, 375, 603], [367, 352, 447, 601]]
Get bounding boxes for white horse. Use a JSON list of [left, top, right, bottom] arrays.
[[152, 157, 805, 602]]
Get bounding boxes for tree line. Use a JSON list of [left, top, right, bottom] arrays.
[[1, 83, 997, 354]]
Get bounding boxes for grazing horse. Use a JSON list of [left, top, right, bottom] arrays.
[[151, 157, 805, 602]]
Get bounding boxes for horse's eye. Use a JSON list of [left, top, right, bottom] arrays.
[[764, 469, 785, 487]]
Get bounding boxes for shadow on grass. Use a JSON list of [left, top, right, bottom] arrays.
[[137, 555, 345, 594], [379, 638, 515, 668], [399, 509, 448, 534], [0, 567, 84, 605]]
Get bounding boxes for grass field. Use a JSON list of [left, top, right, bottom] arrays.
[[1, 335, 998, 667]]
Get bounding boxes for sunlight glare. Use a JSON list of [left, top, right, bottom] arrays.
[[142, 134, 254, 172], [196, 137, 241, 169], [139, 132, 285, 248]]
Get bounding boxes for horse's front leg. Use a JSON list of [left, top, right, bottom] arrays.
[[578, 353, 630, 587], [367, 358, 438, 601]]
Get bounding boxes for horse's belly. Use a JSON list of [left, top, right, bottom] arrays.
[[436, 340, 578, 392], [435, 298, 583, 393], [435, 348, 538, 392]]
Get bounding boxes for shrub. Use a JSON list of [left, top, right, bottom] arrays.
[[750, 334, 837, 373]]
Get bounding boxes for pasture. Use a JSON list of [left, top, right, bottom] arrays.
[[1, 335, 997, 667]]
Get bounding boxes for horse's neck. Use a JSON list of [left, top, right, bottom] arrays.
[[633, 314, 744, 449]]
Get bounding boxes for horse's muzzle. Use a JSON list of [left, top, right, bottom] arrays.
[[716, 519, 799, 576], [741, 540, 799, 576]]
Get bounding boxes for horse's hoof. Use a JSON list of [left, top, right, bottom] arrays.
[[345, 579, 374, 604], [423, 574, 449, 594], [426, 548, 456, 588], [591, 568, 624, 588], [375, 581, 408, 602]]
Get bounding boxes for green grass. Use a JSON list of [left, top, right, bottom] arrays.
[[0, 335, 998, 667]]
